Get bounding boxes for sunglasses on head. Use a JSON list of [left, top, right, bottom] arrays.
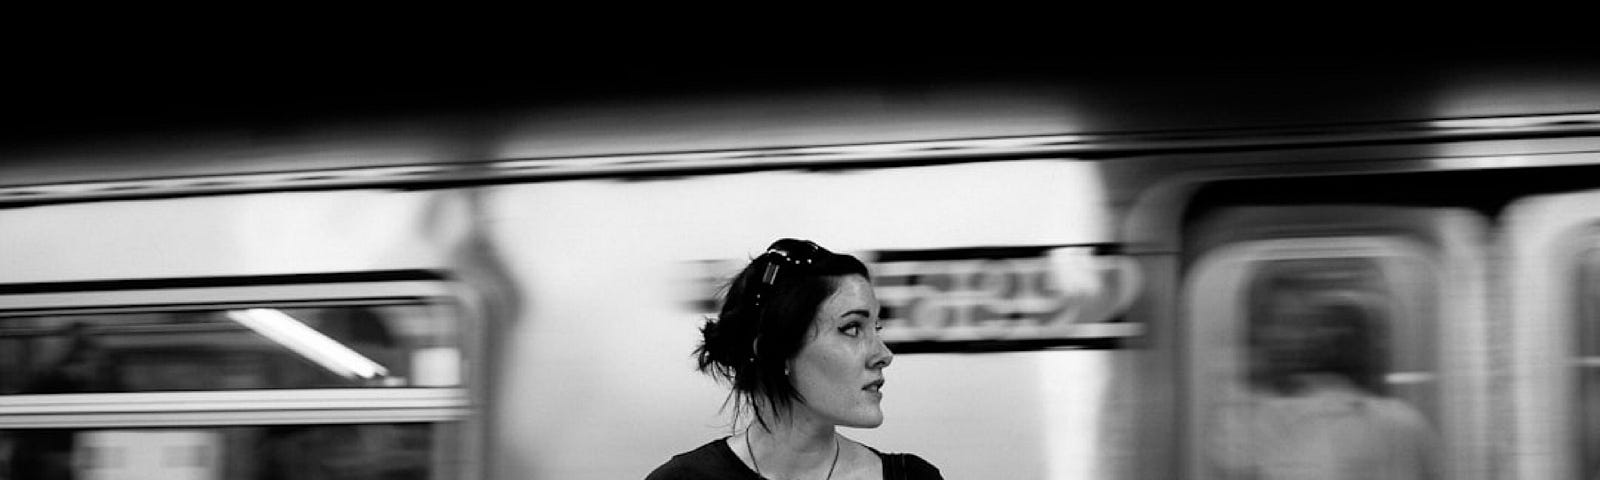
[[760, 238, 826, 287], [751, 238, 832, 312]]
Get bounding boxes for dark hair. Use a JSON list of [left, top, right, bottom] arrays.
[[1306, 300, 1387, 394], [694, 238, 870, 431], [1248, 272, 1390, 396]]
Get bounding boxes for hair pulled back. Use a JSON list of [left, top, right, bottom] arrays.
[[694, 238, 870, 431]]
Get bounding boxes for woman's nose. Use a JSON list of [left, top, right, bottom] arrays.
[[869, 337, 894, 369]]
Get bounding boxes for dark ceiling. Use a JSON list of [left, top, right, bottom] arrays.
[[4, 46, 1594, 147]]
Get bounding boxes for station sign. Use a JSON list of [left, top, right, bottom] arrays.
[[688, 244, 1142, 352]]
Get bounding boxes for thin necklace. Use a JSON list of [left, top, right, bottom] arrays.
[[745, 430, 840, 480]]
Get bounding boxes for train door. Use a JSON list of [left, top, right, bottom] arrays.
[[1180, 206, 1490, 480], [1503, 189, 1600, 480]]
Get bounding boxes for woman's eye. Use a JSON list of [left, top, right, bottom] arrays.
[[840, 324, 861, 336]]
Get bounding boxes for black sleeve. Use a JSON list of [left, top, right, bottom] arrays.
[[643, 440, 748, 480], [642, 465, 685, 480], [888, 453, 945, 480], [643, 457, 722, 480]]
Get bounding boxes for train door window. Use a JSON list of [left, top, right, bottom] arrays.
[[1549, 224, 1600, 480], [0, 279, 473, 480], [1501, 191, 1600, 480], [1578, 243, 1600, 480], [1186, 237, 1443, 480]]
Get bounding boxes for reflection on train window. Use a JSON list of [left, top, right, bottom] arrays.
[[1210, 258, 1441, 479], [0, 303, 460, 394], [0, 422, 449, 480], [1577, 247, 1600, 479]]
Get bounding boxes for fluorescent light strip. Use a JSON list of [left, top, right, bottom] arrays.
[[226, 308, 389, 380]]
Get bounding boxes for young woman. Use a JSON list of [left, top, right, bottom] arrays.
[[646, 238, 943, 480]]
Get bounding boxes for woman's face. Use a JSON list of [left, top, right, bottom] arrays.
[[788, 274, 893, 428]]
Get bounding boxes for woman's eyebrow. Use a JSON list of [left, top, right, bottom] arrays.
[[840, 308, 872, 318]]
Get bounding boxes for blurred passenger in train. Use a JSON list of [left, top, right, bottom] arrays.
[[9, 322, 123, 480], [259, 308, 427, 480], [24, 322, 123, 394], [646, 238, 943, 480], [1211, 285, 1439, 480]]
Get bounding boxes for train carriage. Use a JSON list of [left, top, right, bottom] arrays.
[[2, 59, 1600, 479]]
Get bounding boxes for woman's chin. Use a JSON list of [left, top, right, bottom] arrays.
[[840, 412, 884, 429]]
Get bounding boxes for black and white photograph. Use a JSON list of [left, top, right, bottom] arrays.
[[2, 46, 1599, 479]]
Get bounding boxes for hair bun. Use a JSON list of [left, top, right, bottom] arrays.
[[697, 315, 743, 372]]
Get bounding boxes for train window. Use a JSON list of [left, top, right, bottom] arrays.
[[0, 303, 459, 394], [1, 422, 453, 480], [1190, 239, 1443, 479], [1238, 258, 1439, 416], [0, 280, 473, 480]]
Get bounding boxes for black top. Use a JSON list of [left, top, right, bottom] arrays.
[[645, 437, 944, 480]]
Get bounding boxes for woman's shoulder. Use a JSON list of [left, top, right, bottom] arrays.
[[644, 437, 753, 480], [871, 448, 945, 480]]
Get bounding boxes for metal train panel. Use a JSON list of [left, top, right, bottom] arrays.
[[0, 190, 462, 284], [475, 160, 1130, 479]]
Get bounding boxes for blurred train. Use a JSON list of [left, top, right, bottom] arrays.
[[3, 60, 1600, 479]]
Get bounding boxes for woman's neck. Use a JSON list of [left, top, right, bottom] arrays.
[[744, 411, 840, 479]]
